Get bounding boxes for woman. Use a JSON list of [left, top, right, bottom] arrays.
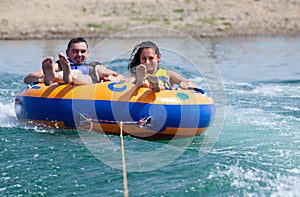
[[127, 40, 196, 92]]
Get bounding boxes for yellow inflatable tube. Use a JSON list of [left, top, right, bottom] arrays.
[[15, 82, 215, 139]]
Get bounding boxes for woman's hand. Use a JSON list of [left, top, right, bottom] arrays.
[[179, 81, 196, 89]]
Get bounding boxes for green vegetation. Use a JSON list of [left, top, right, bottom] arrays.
[[222, 21, 232, 26], [197, 17, 227, 25], [177, 16, 184, 21], [87, 23, 102, 28], [163, 18, 171, 25], [86, 23, 124, 32], [173, 8, 184, 13], [130, 17, 159, 23]]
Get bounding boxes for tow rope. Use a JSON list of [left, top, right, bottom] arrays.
[[78, 114, 152, 132]]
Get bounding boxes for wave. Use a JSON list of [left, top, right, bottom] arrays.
[[0, 102, 18, 128], [256, 79, 300, 85]]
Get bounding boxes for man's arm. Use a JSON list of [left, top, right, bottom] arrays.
[[23, 69, 44, 84]]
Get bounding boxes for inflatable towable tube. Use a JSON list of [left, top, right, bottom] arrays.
[[14, 82, 215, 139]]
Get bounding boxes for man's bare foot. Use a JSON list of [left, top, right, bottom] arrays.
[[135, 64, 146, 87], [42, 57, 55, 86], [58, 53, 72, 84], [147, 75, 160, 92]]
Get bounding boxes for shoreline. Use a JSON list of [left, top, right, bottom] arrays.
[[1, 0, 299, 40]]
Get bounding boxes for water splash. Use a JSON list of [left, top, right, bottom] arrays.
[[0, 102, 17, 128]]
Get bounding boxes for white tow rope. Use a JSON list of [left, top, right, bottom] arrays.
[[120, 122, 129, 197]]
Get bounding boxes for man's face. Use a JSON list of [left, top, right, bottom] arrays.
[[66, 42, 89, 64]]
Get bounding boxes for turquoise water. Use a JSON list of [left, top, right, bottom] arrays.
[[1, 36, 300, 196]]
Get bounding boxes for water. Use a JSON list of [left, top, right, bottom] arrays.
[[1, 36, 300, 196]]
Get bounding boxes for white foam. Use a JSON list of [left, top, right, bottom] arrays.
[[270, 176, 300, 197], [211, 161, 300, 196], [0, 102, 18, 128]]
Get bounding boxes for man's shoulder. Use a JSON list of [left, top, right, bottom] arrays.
[[88, 61, 101, 67]]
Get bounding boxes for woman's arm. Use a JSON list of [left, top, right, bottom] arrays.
[[167, 70, 196, 89]]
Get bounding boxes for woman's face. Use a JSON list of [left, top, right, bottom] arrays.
[[139, 48, 160, 74]]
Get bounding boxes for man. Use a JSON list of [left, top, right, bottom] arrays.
[[24, 37, 123, 85]]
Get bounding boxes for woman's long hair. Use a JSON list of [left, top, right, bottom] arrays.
[[128, 40, 161, 73]]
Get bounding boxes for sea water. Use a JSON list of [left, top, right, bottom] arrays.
[[0, 36, 299, 196]]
